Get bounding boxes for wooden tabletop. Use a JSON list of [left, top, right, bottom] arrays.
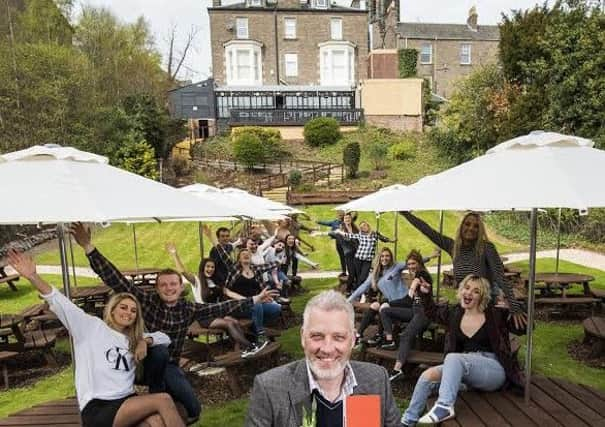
[[0, 314, 23, 329], [69, 285, 112, 299], [121, 268, 162, 277], [534, 272, 595, 284]]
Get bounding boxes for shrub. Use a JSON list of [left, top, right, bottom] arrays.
[[343, 141, 360, 178], [231, 126, 290, 161], [114, 138, 158, 180], [398, 48, 418, 78], [170, 156, 193, 177], [304, 117, 341, 147], [366, 138, 389, 170], [288, 169, 302, 187], [232, 132, 265, 169], [388, 140, 416, 161]]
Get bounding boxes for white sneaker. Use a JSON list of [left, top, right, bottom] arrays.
[[418, 403, 455, 424]]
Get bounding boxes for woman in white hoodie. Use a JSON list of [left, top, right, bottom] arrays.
[[8, 250, 184, 427]]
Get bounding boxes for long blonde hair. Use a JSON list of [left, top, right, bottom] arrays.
[[103, 293, 145, 354], [452, 212, 489, 260]]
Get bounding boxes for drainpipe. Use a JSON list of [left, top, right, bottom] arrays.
[[433, 36, 437, 94], [274, 6, 280, 84]]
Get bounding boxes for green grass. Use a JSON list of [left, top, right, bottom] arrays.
[[0, 274, 101, 313]]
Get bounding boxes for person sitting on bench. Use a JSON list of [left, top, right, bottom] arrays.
[[8, 250, 184, 427], [401, 274, 527, 426]]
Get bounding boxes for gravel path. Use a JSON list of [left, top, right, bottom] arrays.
[[17, 248, 605, 280]]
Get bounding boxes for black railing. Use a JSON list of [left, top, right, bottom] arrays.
[[229, 108, 364, 126]]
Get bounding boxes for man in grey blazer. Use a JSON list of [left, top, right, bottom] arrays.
[[246, 290, 403, 427]]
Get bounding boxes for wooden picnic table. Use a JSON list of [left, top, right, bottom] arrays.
[[0, 266, 20, 292], [69, 285, 112, 316], [0, 315, 25, 345], [528, 272, 595, 297], [120, 268, 162, 286], [0, 313, 57, 372]]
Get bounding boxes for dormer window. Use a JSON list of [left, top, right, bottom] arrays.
[[315, 0, 328, 9]]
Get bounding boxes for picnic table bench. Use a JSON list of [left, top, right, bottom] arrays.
[[583, 317, 605, 358], [365, 347, 444, 366], [0, 274, 20, 292], [68, 285, 112, 317], [214, 341, 281, 395], [0, 314, 57, 363], [535, 296, 600, 320], [527, 272, 595, 297], [0, 397, 81, 426]]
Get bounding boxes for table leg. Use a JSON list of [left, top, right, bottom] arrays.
[[582, 282, 591, 296]]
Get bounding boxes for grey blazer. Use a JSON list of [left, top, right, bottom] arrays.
[[245, 360, 403, 427]]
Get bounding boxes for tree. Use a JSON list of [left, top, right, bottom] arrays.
[[343, 141, 361, 178], [114, 138, 158, 180], [366, 137, 389, 170], [232, 132, 265, 170]]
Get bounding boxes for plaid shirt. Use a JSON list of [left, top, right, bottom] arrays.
[[87, 248, 252, 360], [342, 231, 389, 261]]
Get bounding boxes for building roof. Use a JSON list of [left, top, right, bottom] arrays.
[[215, 85, 354, 92], [397, 22, 500, 41], [209, 2, 364, 12]]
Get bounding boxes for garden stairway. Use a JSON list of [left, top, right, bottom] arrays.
[[262, 186, 288, 204]]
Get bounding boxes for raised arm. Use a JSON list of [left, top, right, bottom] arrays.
[[400, 212, 454, 255], [8, 250, 95, 341], [376, 232, 395, 243], [70, 222, 145, 301], [165, 242, 196, 285]]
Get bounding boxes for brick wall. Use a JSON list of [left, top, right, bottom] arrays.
[[365, 114, 422, 132], [368, 50, 398, 78]]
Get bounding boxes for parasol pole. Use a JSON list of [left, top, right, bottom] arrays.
[[524, 208, 538, 403], [435, 210, 444, 302]]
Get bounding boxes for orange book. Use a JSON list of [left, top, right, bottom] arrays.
[[346, 394, 381, 427]]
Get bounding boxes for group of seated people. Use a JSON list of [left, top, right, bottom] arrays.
[[5, 210, 528, 427]]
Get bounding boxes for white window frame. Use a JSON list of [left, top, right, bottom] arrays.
[[224, 40, 263, 85], [284, 53, 298, 77], [248, 0, 262, 6], [235, 17, 248, 39], [460, 43, 472, 65], [315, 0, 328, 9], [319, 41, 356, 86], [284, 17, 296, 39], [330, 18, 343, 40], [420, 43, 432, 64]]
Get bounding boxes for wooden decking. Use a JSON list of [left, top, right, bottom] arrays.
[[0, 398, 80, 426], [1, 376, 604, 426], [432, 376, 605, 427]]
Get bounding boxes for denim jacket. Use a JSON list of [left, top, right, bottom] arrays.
[[347, 262, 410, 302]]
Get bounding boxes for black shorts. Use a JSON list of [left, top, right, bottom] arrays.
[[81, 394, 136, 427]]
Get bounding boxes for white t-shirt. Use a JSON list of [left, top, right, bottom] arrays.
[[41, 288, 170, 410]]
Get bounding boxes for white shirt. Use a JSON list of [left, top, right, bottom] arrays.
[[42, 288, 170, 410]]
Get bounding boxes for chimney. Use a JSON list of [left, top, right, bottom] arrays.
[[467, 6, 478, 31], [212, 0, 221, 6]]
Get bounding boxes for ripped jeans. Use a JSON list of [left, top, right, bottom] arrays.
[[402, 352, 505, 425]]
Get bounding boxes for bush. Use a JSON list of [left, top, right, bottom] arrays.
[[231, 126, 291, 161], [366, 138, 389, 170], [232, 132, 265, 169], [288, 169, 302, 187], [114, 138, 158, 180], [388, 140, 416, 161], [170, 156, 193, 178], [304, 117, 341, 147], [191, 135, 232, 159], [343, 141, 360, 178]]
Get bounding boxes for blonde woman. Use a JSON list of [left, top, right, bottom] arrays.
[[8, 250, 184, 427], [400, 211, 526, 328], [401, 274, 526, 426]]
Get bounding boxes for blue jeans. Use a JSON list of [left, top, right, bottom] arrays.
[[402, 352, 505, 425], [144, 346, 201, 419], [251, 301, 282, 335]]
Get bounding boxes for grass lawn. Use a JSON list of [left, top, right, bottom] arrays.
[[30, 206, 524, 276]]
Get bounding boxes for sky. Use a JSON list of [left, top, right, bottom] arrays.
[[78, 0, 546, 82]]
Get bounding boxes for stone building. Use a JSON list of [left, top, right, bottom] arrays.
[[369, 3, 500, 99], [207, 0, 368, 134]]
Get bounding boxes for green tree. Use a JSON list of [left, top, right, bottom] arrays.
[[366, 137, 389, 170], [304, 117, 341, 147], [343, 141, 360, 178], [232, 132, 265, 170], [114, 138, 158, 180]]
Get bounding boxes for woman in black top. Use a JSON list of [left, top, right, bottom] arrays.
[[329, 212, 359, 293], [400, 211, 526, 327], [166, 244, 251, 352], [380, 250, 434, 382]]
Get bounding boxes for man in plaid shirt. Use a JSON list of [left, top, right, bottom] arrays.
[[335, 220, 395, 291], [71, 223, 277, 424]]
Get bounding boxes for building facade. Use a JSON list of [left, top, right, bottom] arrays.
[[207, 0, 367, 131], [369, 3, 500, 99]]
